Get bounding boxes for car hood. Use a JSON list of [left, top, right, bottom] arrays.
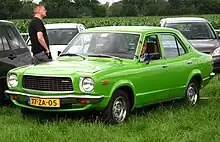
[[189, 39, 220, 53], [22, 58, 124, 75]]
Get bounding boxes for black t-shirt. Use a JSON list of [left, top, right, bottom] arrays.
[[28, 17, 49, 55]]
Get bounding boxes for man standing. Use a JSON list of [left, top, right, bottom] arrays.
[[28, 4, 52, 63]]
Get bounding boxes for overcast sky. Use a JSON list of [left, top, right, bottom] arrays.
[[33, 0, 120, 4]]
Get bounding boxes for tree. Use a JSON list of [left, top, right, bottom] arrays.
[[42, 0, 73, 18], [0, 0, 22, 19], [107, 2, 123, 17]]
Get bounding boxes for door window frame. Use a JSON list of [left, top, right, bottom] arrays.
[[141, 33, 163, 60]]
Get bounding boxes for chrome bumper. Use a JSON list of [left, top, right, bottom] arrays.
[[5, 90, 104, 99], [210, 72, 215, 78]]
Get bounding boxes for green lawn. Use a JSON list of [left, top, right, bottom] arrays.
[[0, 75, 219, 142]]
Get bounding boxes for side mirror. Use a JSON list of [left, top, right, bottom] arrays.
[[58, 51, 61, 56]]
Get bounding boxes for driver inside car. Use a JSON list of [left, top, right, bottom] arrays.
[[140, 42, 151, 62]]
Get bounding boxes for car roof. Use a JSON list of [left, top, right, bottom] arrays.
[[45, 23, 83, 29], [160, 17, 208, 23], [84, 26, 177, 33]]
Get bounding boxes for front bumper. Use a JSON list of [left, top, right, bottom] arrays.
[[5, 90, 105, 111], [213, 55, 220, 73], [210, 72, 215, 78]]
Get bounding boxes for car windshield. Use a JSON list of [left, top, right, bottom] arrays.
[[47, 28, 78, 45], [61, 32, 140, 60], [165, 22, 216, 40]]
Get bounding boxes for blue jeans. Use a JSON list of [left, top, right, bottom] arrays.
[[33, 51, 51, 64]]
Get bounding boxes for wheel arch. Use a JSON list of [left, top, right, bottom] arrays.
[[109, 80, 136, 111]]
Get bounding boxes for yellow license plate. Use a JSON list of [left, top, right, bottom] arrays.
[[29, 97, 60, 107]]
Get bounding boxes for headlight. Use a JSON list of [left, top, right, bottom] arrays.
[[7, 74, 18, 88], [80, 77, 94, 92], [212, 47, 220, 56]]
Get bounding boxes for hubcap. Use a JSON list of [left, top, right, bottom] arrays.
[[187, 83, 198, 105], [112, 96, 127, 123]]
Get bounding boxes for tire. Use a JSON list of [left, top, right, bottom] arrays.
[[0, 80, 6, 105], [102, 90, 130, 124], [185, 79, 200, 106], [0, 88, 4, 105]]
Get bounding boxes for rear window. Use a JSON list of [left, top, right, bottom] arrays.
[[47, 28, 78, 45], [165, 22, 216, 40]]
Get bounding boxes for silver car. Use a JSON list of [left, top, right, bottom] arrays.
[[160, 17, 220, 72]]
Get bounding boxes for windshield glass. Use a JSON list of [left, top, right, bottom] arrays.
[[61, 32, 140, 59], [165, 22, 216, 40], [47, 28, 78, 45]]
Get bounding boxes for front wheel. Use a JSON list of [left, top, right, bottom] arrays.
[[0, 80, 6, 105], [185, 79, 200, 106], [102, 90, 130, 124]]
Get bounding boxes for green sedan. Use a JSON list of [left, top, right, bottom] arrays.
[[5, 26, 215, 124]]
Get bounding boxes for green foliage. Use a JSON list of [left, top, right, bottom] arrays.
[[0, 0, 22, 19], [2, 0, 220, 19], [11, 14, 220, 33]]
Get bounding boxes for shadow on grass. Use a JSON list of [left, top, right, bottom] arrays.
[[0, 97, 214, 125], [19, 99, 211, 124]]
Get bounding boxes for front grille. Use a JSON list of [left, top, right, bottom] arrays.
[[22, 75, 73, 91]]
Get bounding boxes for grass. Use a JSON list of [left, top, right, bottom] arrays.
[[0, 75, 220, 142]]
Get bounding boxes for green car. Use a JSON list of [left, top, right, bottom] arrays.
[[5, 26, 215, 124]]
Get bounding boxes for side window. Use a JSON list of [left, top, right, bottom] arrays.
[[5, 27, 20, 50], [0, 37, 4, 51], [2, 36, 10, 51], [141, 35, 161, 60], [160, 34, 178, 58], [160, 34, 186, 58], [176, 40, 186, 56]]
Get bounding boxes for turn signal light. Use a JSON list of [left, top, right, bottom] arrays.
[[11, 95, 19, 100], [101, 80, 109, 85], [77, 99, 88, 104]]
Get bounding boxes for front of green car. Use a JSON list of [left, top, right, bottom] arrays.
[[5, 28, 141, 112]]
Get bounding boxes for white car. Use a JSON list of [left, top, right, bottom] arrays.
[[26, 23, 86, 60]]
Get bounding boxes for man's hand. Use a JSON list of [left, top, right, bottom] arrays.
[[45, 50, 50, 56]]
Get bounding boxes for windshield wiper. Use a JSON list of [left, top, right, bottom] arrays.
[[88, 53, 122, 62], [60, 53, 86, 60]]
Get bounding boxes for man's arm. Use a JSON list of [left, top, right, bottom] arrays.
[[37, 31, 49, 53]]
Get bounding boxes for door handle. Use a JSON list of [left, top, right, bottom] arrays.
[[187, 61, 192, 64], [162, 64, 168, 68], [8, 54, 17, 60]]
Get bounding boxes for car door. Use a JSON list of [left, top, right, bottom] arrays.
[[3, 24, 32, 66], [0, 25, 18, 79], [135, 34, 172, 105], [158, 33, 194, 99]]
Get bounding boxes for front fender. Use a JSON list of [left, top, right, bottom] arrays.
[[109, 80, 136, 107]]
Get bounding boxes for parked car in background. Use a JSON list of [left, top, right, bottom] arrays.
[[5, 26, 214, 124], [26, 23, 86, 59], [0, 20, 32, 104], [160, 17, 220, 72]]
